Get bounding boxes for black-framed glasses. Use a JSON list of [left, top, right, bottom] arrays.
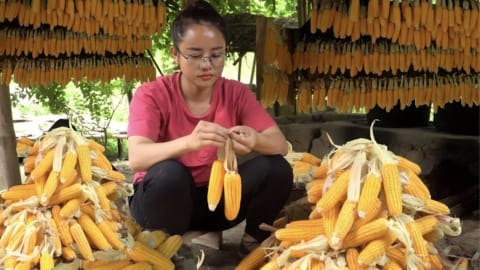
[[176, 48, 225, 67]]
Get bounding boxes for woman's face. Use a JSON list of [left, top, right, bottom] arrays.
[[173, 23, 226, 91]]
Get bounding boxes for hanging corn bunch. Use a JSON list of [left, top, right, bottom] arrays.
[[4, 126, 183, 269], [238, 121, 467, 269], [0, 0, 167, 38]]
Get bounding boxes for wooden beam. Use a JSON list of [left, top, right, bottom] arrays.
[[0, 83, 22, 188]]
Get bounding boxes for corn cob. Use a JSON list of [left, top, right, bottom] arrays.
[[70, 220, 94, 261], [78, 214, 112, 250], [156, 234, 183, 259], [207, 159, 225, 211], [126, 241, 174, 270]]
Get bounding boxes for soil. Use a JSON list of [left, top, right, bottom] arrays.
[[112, 160, 480, 270]]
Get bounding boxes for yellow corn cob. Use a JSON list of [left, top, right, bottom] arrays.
[[3, 256, 16, 269], [346, 248, 363, 270], [100, 181, 117, 196], [406, 221, 430, 268], [13, 261, 31, 270], [76, 144, 92, 182], [259, 260, 280, 270], [383, 260, 403, 270], [300, 152, 321, 166], [415, 215, 439, 235], [78, 214, 112, 250], [88, 139, 105, 152], [357, 173, 382, 218], [48, 183, 83, 205], [106, 169, 126, 181], [423, 199, 450, 215], [95, 185, 111, 212], [30, 149, 55, 179], [323, 202, 339, 247], [332, 200, 357, 249], [223, 172, 242, 221], [52, 205, 73, 247], [274, 225, 325, 242], [341, 217, 390, 249], [97, 219, 125, 250], [156, 234, 183, 259], [18, 136, 34, 146], [306, 178, 326, 203], [386, 247, 406, 267], [1, 184, 36, 201], [396, 155, 421, 175], [357, 232, 396, 267], [120, 262, 153, 270], [235, 245, 267, 270], [286, 218, 324, 229], [70, 220, 94, 261], [126, 241, 174, 270], [429, 253, 444, 270], [316, 169, 351, 213], [41, 171, 60, 205], [353, 198, 384, 230], [40, 251, 54, 270], [92, 148, 112, 170], [207, 159, 225, 211], [60, 199, 80, 218], [60, 149, 77, 183], [380, 163, 402, 216], [45, 218, 62, 257], [403, 170, 431, 200]]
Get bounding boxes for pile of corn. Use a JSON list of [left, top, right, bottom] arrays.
[[4, 127, 182, 270], [237, 122, 467, 270]]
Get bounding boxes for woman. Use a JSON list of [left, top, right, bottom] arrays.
[[127, 0, 293, 254]]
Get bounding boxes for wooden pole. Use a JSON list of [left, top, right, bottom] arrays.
[[0, 83, 22, 189]]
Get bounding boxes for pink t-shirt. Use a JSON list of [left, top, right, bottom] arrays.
[[128, 72, 277, 186]]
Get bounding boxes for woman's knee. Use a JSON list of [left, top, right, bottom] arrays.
[[142, 160, 193, 192]]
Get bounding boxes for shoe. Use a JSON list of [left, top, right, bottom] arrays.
[[190, 231, 223, 250], [238, 233, 260, 258]]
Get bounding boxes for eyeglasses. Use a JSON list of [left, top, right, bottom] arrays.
[[176, 48, 225, 67]]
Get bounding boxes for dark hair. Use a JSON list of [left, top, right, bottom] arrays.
[[171, 0, 227, 48]]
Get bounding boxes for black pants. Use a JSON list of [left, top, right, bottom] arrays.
[[128, 155, 293, 242]]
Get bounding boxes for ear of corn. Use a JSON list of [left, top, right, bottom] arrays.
[[235, 245, 267, 270], [69, 221, 94, 261], [341, 217, 389, 249], [97, 219, 125, 250], [274, 226, 325, 242], [39, 251, 54, 270], [357, 172, 382, 218], [345, 248, 362, 270], [156, 234, 183, 259], [316, 169, 351, 213], [120, 262, 154, 270], [207, 159, 225, 211], [380, 163, 403, 216], [77, 214, 112, 250], [76, 144, 92, 183], [223, 172, 242, 221], [331, 200, 357, 249], [126, 241, 174, 270]]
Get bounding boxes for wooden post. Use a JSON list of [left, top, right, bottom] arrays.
[[255, 16, 267, 101], [0, 83, 22, 189]]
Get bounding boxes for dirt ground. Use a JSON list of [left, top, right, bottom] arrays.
[[112, 160, 480, 270]]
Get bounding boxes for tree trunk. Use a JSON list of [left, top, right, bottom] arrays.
[[0, 84, 21, 189]]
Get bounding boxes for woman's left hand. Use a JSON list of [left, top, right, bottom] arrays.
[[228, 126, 257, 155]]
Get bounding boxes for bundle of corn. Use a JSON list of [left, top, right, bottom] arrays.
[[207, 137, 242, 221], [310, 0, 479, 52], [263, 19, 293, 75], [292, 40, 479, 76], [260, 66, 290, 109], [3, 127, 178, 269], [240, 121, 467, 270], [0, 55, 156, 87], [0, 0, 166, 38], [0, 27, 153, 58]]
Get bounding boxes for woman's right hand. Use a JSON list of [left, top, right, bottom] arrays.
[[186, 120, 228, 151]]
